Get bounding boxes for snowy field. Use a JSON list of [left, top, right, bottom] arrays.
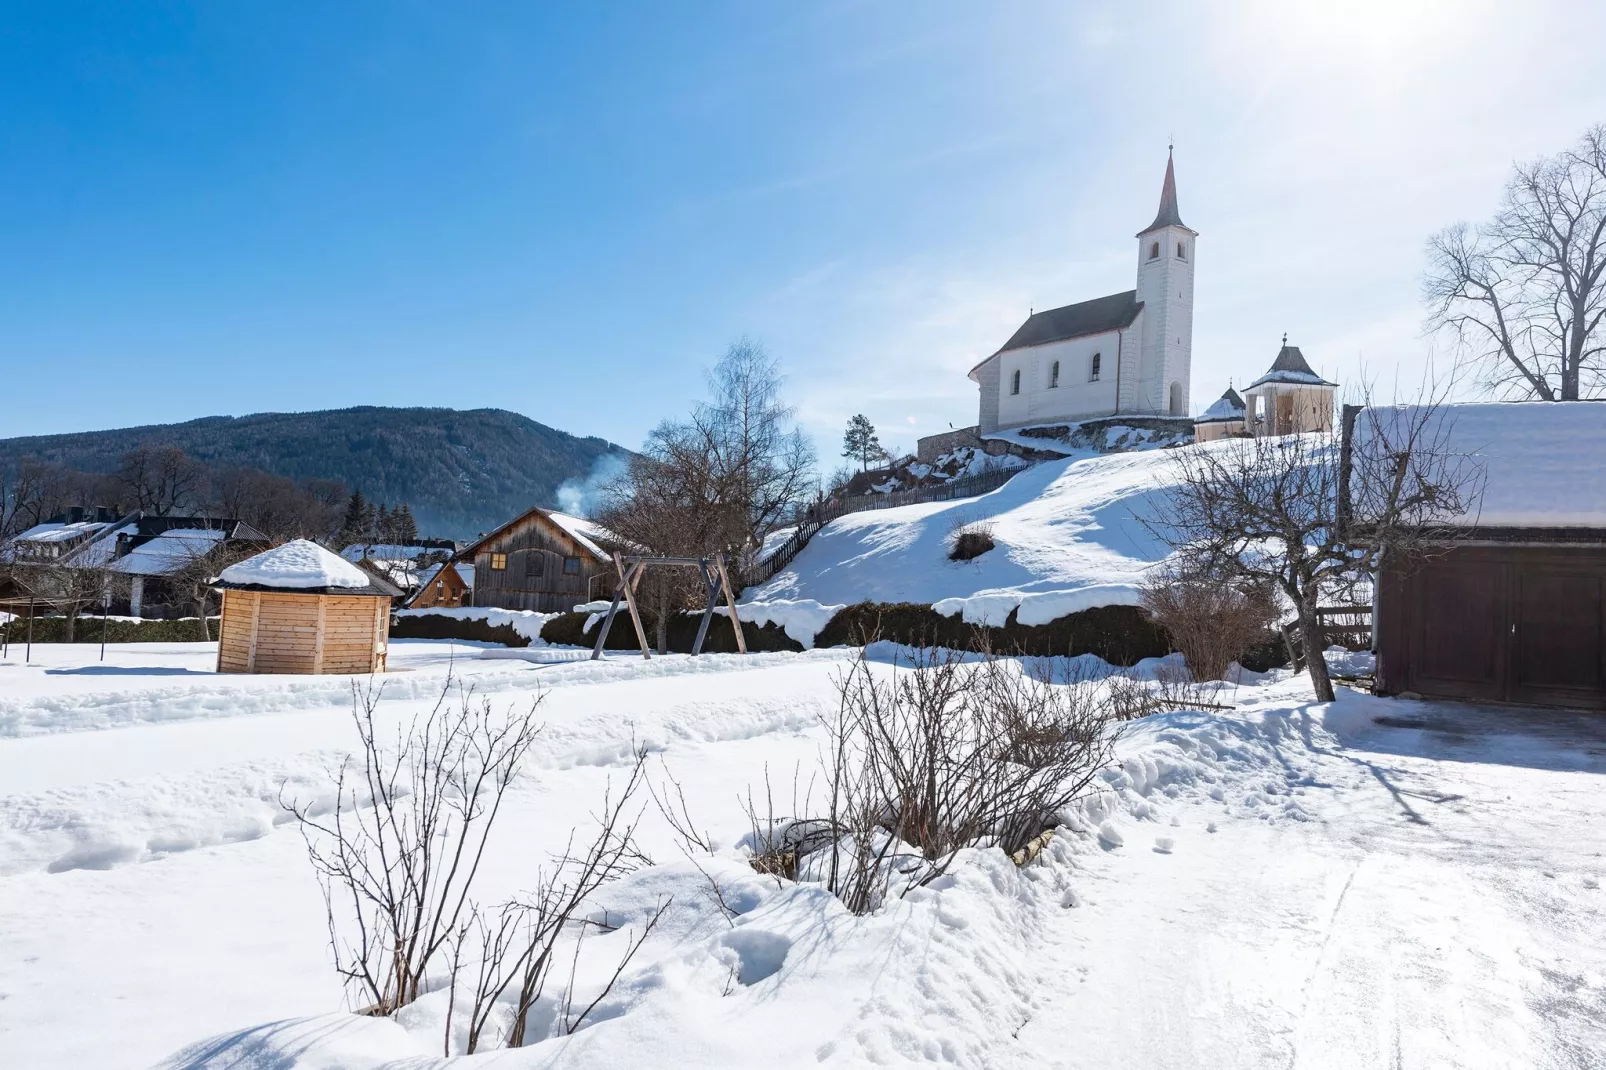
[[2, 639, 1604, 1068]]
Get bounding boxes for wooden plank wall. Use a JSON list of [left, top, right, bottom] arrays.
[[471, 512, 614, 613], [218, 591, 388, 675]]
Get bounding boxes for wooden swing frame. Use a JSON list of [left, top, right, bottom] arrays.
[[590, 550, 748, 660]]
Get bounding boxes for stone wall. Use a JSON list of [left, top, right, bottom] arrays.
[[914, 425, 984, 464]]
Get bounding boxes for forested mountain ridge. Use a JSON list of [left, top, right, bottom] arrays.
[[0, 407, 629, 539]]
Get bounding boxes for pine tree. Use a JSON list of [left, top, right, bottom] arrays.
[[340, 490, 371, 545], [842, 414, 882, 471], [375, 503, 392, 543], [394, 503, 419, 543]]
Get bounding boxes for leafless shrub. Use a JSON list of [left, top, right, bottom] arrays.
[[807, 647, 1122, 914], [282, 681, 544, 1017], [947, 518, 996, 562], [1139, 564, 1280, 683]]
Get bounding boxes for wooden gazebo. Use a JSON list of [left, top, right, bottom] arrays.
[[213, 539, 402, 675]]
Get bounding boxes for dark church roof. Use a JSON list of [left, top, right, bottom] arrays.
[[1247, 343, 1336, 389], [1138, 149, 1188, 235], [993, 290, 1144, 357]]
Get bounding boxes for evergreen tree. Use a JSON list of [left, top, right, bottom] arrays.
[[842, 414, 883, 471], [340, 490, 372, 545], [375, 503, 392, 543], [394, 503, 419, 543]]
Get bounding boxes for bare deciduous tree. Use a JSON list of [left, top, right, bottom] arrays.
[[115, 445, 207, 516], [1144, 391, 1481, 702], [1425, 125, 1606, 400]]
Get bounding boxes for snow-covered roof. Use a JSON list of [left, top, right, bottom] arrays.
[[1352, 402, 1606, 529], [545, 511, 613, 559], [339, 543, 449, 563], [110, 529, 227, 576], [1247, 344, 1336, 390], [219, 539, 375, 590], [1195, 387, 1246, 424], [11, 521, 110, 544]]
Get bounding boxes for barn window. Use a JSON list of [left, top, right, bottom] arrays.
[[1149, 241, 1160, 260], [1090, 352, 1101, 381], [525, 553, 545, 578], [1176, 241, 1187, 260], [1010, 369, 1021, 395], [1049, 360, 1060, 388], [489, 553, 507, 571], [563, 556, 582, 575]]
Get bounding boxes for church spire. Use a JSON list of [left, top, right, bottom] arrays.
[[1139, 146, 1185, 234]]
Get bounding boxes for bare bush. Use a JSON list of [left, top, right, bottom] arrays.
[[947, 518, 996, 562], [1139, 564, 1280, 682], [282, 682, 544, 1016], [807, 647, 1121, 914]]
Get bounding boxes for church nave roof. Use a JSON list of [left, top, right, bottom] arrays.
[[989, 289, 1144, 360]]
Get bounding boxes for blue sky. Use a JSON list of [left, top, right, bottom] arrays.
[[3, 1, 1605, 459]]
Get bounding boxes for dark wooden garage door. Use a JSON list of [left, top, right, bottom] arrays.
[[1383, 546, 1606, 710]]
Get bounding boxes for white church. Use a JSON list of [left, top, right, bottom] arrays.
[[968, 150, 1196, 433]]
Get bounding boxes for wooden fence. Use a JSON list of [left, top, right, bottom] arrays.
[[1282, 605, 1374, 669], [739, 464, 1029, 590]]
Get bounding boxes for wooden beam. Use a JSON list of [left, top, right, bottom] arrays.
[[691, 560, 718, 656], [215, 589, 228, 673], [714, 554, 747, 655], [313, 598, 327, 674], [614, 550, 653, 659], [246, 590, 262, 673]]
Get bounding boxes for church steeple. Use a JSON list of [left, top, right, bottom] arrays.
[[1138, 147, 1185, 234]]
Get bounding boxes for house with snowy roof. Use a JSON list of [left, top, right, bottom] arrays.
[[460, 505, 628, 612], [1192, 386, 1247, 442], [1242, 339, 1337, 437], [1348, 401, 1606, 710], [963, 149, 1197, 437]]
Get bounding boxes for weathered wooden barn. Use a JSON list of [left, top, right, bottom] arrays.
[[463, 507, 625, 612], [1352, 402, 1606, 711], [214, 540, 401, 675]]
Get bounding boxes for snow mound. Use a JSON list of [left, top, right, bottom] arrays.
[[746, 446, 1193, 636], [219, 539, 372, 589], [392, 606, 557, 644], [716, 598, 846, 647]]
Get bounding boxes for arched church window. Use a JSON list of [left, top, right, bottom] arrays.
[[1010, 369, 1021, 395], [1169, 381, 1184, 416], [1090, 353, 1101, 381], [1049, 361, 1059, 388], [1176, 241, 1186, 260], [1149, 241, 1160, 260]]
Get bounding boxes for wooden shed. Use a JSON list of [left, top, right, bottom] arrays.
[[405, 559, 473, 609], [213, 540, 402, 675], [464, 506, 626, 613], [1349, 402, 1606, 711]]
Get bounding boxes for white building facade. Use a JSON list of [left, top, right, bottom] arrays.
[[970, 151, 1197, 433]]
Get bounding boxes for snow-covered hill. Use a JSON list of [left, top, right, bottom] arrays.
[[745, 447, 1188, 633]]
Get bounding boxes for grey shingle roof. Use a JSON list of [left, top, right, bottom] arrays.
[[1247, 344, 1336, 389], [1195, 387, 1247, 423], [994, 290, 1144, 355]]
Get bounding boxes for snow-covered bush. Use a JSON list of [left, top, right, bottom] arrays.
[[790, 647, 1123, 914], [947, 518, 996, 562]]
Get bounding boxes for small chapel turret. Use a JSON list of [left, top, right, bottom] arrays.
[[1133, 148, 1197, 417]]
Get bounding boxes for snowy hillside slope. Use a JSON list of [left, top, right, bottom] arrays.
[[745, 446, 1190, 631]]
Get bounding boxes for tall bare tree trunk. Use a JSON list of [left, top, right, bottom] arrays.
[[64, 607, 77, 644], [1296, 602, 1335, 702]]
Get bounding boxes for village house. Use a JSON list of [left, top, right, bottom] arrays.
[[461, 505, 625, 613], [404, 558, 473, 609], [1351, 402, 1606, 710]]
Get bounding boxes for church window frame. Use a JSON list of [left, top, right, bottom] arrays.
[[1010, 368, 1021, 396], [1148, 240, 1160, 261], [1176, 240, 1187, 260], [1090, 352, 1101, 381], [1049, 360, 1059, 388]]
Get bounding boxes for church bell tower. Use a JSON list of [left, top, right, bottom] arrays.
[[1132, 148, 1197, 416]]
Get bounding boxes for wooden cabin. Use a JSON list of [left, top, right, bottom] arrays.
[[1349, 402, 1606, 710], [463, 506, 624, 613], [405, 559, 474, 609], [213, 540, 402, 675]]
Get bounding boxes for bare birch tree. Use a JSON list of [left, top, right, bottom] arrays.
[[1425, 124, 1606, 400]]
